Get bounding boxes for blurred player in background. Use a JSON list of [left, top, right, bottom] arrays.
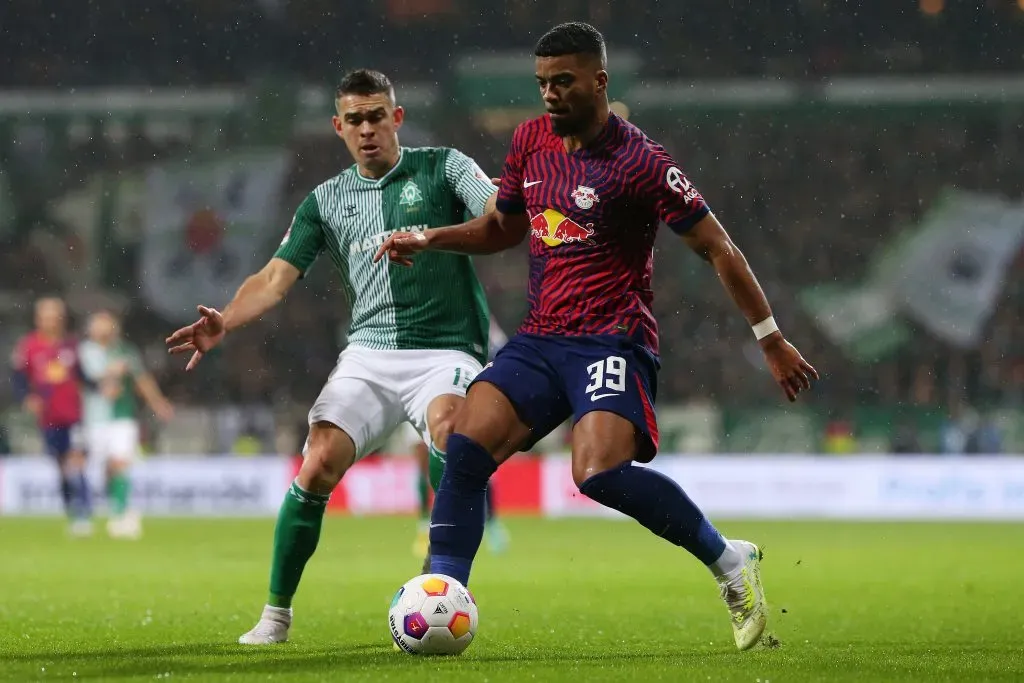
[[10, 297, 91, 535], [412, 316, 511, 564], [378, 22, 818, 651], [79, 310, 174, 539], [165, 68, 499, 645]]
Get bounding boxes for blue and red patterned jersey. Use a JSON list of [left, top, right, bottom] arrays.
[[11, 332, 82, 428], [495, 113, 710, 356]]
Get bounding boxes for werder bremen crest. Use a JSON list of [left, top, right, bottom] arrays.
[[398, 179, 423, 208]]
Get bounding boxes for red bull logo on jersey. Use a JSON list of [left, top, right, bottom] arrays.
[[530, 209, 595, 247]]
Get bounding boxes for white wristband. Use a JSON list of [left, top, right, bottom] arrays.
[[752, 316, 779, 341]]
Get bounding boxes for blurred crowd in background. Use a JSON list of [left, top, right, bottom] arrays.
[[1, 1, 1022, 455], [4, 0, 1024, 86]]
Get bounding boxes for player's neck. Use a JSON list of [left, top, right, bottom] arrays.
[[561, 104, 611, 153], [356, 149, 401, 180], [39, 331, 63, 343]]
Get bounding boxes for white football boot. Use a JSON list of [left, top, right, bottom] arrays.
[[107, 511, 143, 540], [717, 540, 767, 650], [68, 519, 94, 538], [238, 605, 292, 644]]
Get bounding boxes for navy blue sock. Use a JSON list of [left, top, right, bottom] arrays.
[[428, 433, 497, 586], [579, 463, 726, 565], [77, 470, 93, 517], [484, 482, 496, 522], [66, 469, 92, 520], [59, 475, 72, 515]]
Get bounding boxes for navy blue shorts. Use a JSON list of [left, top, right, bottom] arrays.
[[42, 425, 83, 460], [475, 334, 660, 461]]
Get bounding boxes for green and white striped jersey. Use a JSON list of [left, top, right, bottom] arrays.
[[274, 147, 495, 363], [79, 340, 144, 424]]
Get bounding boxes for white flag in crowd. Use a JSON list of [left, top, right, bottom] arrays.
[[139, 151, 291, 323], [894, 190, 1024, 348]]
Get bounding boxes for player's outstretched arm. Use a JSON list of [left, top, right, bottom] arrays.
[[165, 258, 300, 370], [218, 258, 301, 333], [374, 210, 530, 265], [682, 214, 819, 402], [135, 372, 175, 422]]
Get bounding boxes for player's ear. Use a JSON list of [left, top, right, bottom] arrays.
[[393, 106, 405, 129], [595, 70, 609, 95], [331, 115, 344, 139]]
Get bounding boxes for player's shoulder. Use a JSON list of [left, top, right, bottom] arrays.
[[402, 145, 465, 172], [614, 116, 668, 157], [400, 145, 452, 160], [511, 115, 553, 144], [305, 167, 365, 210], [117, 342, 142, 365], [304, 172, 345, 206], [113, 339, 138, 355], [77, 339, 102, 360], [314, 167, 356, 192], [18, 331, 42, 350], [13, 332, 36, 359]]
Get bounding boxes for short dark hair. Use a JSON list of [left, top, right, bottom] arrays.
[[335, 69, 395, 102], [534, 22, 607, 67]]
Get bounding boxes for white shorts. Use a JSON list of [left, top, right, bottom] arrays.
[[307, 346, 481, 460], [386, 421, 428, 455], [87, 419, 140, 464]]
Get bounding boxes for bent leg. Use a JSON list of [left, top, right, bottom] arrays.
[[63, 448, 91, 524], [571, 412, 766, 650], [240, 422, 357, 646], [242, 349, 403, 645], [572, 411, 732, 566], [413, 440, 430, 515], [424, 392, 461, 493], [269, 422, 356, 608], [48, 427, 90, 524], [427, 337, 570, 585], [428, 381, 536, 585]]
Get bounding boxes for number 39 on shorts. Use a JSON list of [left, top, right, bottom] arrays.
[[585, 356, 626, 397]]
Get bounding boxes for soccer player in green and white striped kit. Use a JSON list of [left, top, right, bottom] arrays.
[[81, 310, 174, 539], [164, 69, 498, 645]]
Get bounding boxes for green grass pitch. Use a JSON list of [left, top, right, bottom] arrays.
[[1, 517, 1021, 682]]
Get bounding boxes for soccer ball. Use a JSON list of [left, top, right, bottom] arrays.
[[388, 573, 478, 655]]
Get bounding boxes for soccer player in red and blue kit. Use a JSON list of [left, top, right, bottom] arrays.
[[377, 22, 818, 650], [11, 297, 92, 535]]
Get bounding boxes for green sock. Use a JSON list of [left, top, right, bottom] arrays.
[[268, 480, 330, 609], [428, 444, 446, 493], [108, 473, 130, 516], [417, 471, 430, 519]]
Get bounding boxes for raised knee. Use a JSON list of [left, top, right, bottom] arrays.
[[298, 424, 355, 494], [571, 449, 603, 490], [430, 417, 456, 452], [571, 445, 627, 490], [301, 445, 347, 493]]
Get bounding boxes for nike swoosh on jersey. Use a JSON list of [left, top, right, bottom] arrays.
[[523, 179, 543, 188], [590, 392, 620, 401]]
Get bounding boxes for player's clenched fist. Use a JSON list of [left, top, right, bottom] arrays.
[[374, 231, 429, 267], [760, 336, 818, 402], [165, 305, 226, 371]]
